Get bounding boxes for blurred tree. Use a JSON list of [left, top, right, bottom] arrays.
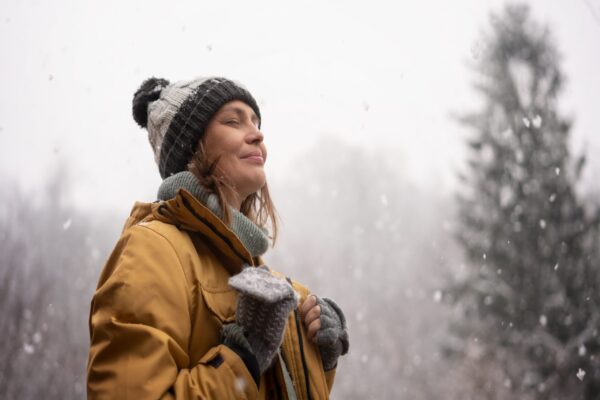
[[0, 167, 119, 399], [450, 4, 600, 399]]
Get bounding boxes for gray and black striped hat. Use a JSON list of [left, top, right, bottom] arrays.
[[132, 76, 261, 179]]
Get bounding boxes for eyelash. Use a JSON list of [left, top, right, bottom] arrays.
[[224, 118, 259, 128]]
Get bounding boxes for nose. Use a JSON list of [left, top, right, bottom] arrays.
[[247, 128, 264, 145]]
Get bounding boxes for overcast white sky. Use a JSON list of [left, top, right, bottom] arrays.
[[1, 0, 599, 215]]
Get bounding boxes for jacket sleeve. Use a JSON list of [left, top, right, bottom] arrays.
[[87, 224, 258, 400]]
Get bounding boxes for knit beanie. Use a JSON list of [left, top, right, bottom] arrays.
[[132, 76, 262, 179]]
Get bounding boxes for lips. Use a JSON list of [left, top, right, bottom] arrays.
[[241, 150, 265, 165]]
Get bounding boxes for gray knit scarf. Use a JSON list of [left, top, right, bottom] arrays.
[[157, 171, 270, 257]]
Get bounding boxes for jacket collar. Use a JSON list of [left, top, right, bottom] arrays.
[[151, 189, 258, 269], [156, 171, 269, 258]]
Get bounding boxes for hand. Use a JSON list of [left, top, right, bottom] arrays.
[[301, 294, 349, 370], [226, 266, 298, 374], [301, 294, 322, 342]]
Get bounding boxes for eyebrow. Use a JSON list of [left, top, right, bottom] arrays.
[[220, 106, 259, 125]]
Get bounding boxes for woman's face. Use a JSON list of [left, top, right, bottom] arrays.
[[202, 100, 267, 201]]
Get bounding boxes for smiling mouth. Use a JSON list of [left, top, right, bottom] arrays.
[[241, 155, 265, 165]]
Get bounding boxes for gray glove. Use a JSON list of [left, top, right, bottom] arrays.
[[223, 266, 298, 374], [315, 297, 350, 371]]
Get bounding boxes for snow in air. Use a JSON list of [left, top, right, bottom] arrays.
[[234, 376, 247, 393], [380, 194, 388, 206], [23, 343, 34, 355], [62, 218, 72, 230]]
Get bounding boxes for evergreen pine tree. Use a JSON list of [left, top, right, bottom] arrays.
[[452, 4, 600, 399]]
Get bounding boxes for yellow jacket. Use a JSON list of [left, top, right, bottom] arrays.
[[87, 189, 335, 399]]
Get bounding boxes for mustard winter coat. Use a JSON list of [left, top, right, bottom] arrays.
[[87, 189, 336, 399]]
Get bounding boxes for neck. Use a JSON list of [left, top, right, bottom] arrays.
[[222, 186, 243, 211]]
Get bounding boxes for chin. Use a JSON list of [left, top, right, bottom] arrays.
[[250, 181, 267, 195], [251, 173, 267, 190], [241, 177, 266, 198]]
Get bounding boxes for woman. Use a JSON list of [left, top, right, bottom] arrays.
[[87, 76, 349, 399]]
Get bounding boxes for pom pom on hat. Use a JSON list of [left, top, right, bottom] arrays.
[[132, 77, 170, 128]]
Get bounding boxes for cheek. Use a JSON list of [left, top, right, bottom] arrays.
[[218, 155, 240, 178], [203, 127, 239, 158]]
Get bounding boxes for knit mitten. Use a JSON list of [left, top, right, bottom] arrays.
[[315, 297, 350, 371], [227, 266, 298, 373]]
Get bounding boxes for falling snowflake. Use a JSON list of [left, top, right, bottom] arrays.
[[538, 382, 547, 392], [555, 167, 560, 176], [234, 377, 247, 393], [433, 290, 443, 303], [62, 218, 72, 230], [501, 128, 513, 139], [522, 117, 531, 128], [539, 219, 547, 229], [576, 368, 586, 381], [532, 114, 542, 128], [554, 263, 559, 271], [23, 343, 34, 354], [549, 193, 556, 202], [539, 315, 548, 327], [579, 345, 587, 356], [355, 311, 364, 322], [565, 314, 573, 326]]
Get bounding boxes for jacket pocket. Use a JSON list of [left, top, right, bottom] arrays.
[[199, 286, 237, 324]]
